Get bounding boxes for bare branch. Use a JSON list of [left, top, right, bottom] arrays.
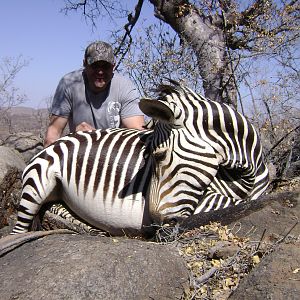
[[267, 124, 300, 158], [114, 0, 144, 70], [0, 56, 29, 109]]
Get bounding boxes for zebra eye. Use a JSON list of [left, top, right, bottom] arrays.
[[153, 150, 167, 162]]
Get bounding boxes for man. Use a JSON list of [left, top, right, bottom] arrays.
[[44, 41, 145, 147]]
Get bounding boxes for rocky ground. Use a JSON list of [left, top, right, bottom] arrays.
[[177, 197, 300, 299], [0, 178, 299, 299], [0, 132, 299, 299]]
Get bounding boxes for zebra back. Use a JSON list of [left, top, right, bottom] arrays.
[[14, 128, 154, 235]]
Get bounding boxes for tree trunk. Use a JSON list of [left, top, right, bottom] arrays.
[[149, 0, 237, 107]]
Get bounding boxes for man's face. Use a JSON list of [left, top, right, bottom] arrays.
[[84, 61, 114, 93]]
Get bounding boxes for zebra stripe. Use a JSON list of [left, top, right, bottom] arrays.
[[140, 81, 269, 223], [12, 81, 269, 235], [13, 128, 153, 235]]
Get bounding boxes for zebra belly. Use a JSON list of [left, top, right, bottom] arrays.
[[62, 190, 150, 235]]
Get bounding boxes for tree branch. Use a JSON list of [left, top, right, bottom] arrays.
[[114, 0, 144, 70], [266, 124, 300, 158]]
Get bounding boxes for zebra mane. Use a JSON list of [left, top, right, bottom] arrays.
[[156, 79, 183, 97], [157, 80, 217, 106], [156, 79, 204, 104]]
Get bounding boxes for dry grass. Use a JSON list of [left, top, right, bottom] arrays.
[[156, 221, 299, 300]]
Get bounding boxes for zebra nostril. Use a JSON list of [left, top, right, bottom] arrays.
[[163, 217, 178, 226]]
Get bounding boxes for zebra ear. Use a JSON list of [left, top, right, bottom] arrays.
[[139, 99, 174, 123]]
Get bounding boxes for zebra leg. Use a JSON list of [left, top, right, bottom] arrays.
[[12, 197, 43, 234], [11, 171, 59, 234], [194, 188, 243, 214], [47, 204, 108, 236], [194, 165, 259, 215]]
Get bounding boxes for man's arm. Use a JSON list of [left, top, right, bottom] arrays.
[[44, 115, 68, 147], [121, 115, 145, 130]]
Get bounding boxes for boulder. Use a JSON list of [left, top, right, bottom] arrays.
[[181, 190, 300, 241], [1, 132, 43, 163], [228, 190, 300, 241], [0, 146, 25, 183], [227, 188, 300, 299], [229, 243, 300, 299], [0, 234, 188, 300], [0, 146, 25, 228]]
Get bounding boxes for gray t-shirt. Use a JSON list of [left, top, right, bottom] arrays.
[[51, 69, 143, 132]]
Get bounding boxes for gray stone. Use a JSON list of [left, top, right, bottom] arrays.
[[0, 234, 188, 300], [0, 146, 25, 183], [229, 243, 300, 300], [2, 132, 43, 163], [227, 190, 300, 299], [0, 146, 25, 228]]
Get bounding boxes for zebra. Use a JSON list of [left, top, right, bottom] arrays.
[[11, 81, 269, 236], [141, 82, 269, 224], [12, 128, 154, 236]]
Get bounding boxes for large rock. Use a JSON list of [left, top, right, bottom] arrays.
[[0, 146, 25, 183], [227, 189, 300, 299], [229, 243, 300, 299], [0, 146, 25, 229], [179, 189, 300, 298], [181, 189, 300, 241], [2, 132, 43, 163], [0, 234, 188, 300], [228, 190, 300, 240]]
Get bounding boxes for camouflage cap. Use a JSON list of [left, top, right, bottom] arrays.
[[84, 41, 115, 65]]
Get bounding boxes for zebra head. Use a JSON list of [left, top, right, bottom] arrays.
[[139, 83, 219, 226]]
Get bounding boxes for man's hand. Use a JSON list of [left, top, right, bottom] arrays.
[[75, 122, 96, 132], [121, 116, 145, 130], [44, 115, 68, 148]]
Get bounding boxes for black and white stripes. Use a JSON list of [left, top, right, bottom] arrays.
[[13, 128, 153, 235], [140, 82, 269, 223], [12, 82, 269, 235]]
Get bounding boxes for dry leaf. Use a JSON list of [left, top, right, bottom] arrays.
[[252, 255, 260, 264], [211, 259, 222, 267], [184, 246, 195, 255]]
